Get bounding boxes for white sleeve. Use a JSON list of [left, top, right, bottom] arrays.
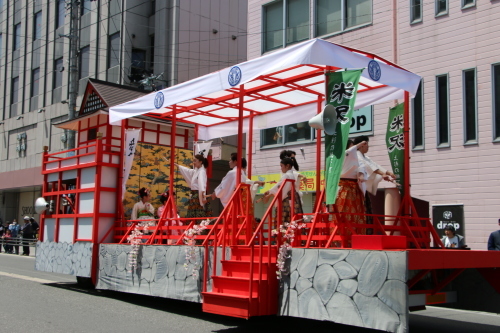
[[197, 167, 208, 194], [131, 203, 138, 220], [147, 202, 155, 216], [214, 170, 236, 199], [269, 174, 286, 195], [177, 165, 195, 188]]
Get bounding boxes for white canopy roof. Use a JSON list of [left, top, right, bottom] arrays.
[[109, 39, 421, 140]]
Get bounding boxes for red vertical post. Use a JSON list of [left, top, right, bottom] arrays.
[[403, 91, 411, 215], [248, 111, 253, 178], [90, 135, 104, 285], [170, 106, 177, 200], [236, 84, 245, 185], [315, 95, 322, 204], [116, 120, 126, 221], [233, 84, 245, 245], [54, 175, 62, 242]]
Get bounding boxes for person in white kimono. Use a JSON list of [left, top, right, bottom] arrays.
[[279, 150, 306, 205], [211, 153, 264, 208], [175, 154, 212, 218], [264, 157, 303, 223], [353, 135, 396, 234], [130, 187, 156, 233]]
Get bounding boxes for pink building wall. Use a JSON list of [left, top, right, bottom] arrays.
[[247, 0, 500, 249]]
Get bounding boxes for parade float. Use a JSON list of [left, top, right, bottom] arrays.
[[34, 39, 500, 333]]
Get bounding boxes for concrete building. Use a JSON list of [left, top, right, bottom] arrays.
[[0, 0, 247, 224], [247, 0, 499, 249]]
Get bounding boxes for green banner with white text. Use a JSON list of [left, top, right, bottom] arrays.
[[386, 103, 405, 194], [324, 70, 363, 205]]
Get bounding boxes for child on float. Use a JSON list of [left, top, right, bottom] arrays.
[[157, 191, 183, 244], [130, 187, 156, 234], [264, 157, 303, 223]]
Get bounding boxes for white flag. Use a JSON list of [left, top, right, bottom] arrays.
[[122, 128, 141, 200], [194, 141, 212, 157]]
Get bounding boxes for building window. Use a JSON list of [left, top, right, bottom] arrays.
[[13, 23, 21, 50], [435, 0, 448, 16], [462, 0, 475, 9], [345, 0, 372, 29], [315, 0, 372, 37], [34, 11, 42, 40], [261, 121, 313, 147], [108, 32, 120, 69], [463, 69, 477, 144], [129, 48, 147, 82], [436, 75, 449, 147], [31, 68, 40, 98], [412, 80, 424, 149], [56, 0, 65, 29], [81, 0, 92, 15], [410, 0, 422, 23], [54, 58, 64, 88], [263, 0, 309, 52], [493, 64, 500, 141], [11, 77, 19, 105], [79, 46, 90, 79]]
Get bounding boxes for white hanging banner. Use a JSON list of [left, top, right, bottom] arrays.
[[194, 141, 212, 157], [122, 128, 141, 199]]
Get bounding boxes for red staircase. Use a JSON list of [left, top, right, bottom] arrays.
[[202, 245, 278, 318], [200, 182, 296, 318]]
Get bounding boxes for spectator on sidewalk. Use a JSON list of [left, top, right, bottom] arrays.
[[21, 216, 34, 256], [30, 217, 39, 240], [9, 220, 20, 254], [441, 225, 466, 249], [0, 223, 3, 253], [2, 229, 13, 253], [487, 219, 500, 251]]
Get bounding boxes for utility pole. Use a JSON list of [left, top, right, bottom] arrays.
[[67, 0, 80, 150]]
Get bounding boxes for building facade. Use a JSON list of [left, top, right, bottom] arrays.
[[0, 0, 247, 224], [247, 0, 500, 250]]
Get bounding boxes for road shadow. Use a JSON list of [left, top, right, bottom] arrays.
[[410, 313, 500, 333], [43, 281, 383, 332]]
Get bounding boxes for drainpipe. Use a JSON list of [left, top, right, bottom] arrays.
[[170, 0, 179, 86]]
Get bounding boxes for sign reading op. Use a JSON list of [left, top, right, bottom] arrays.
[[324, 70, 363, 205], [386, 103, 405, 194]]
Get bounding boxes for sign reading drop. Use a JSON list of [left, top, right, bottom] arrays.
[[432, 204, 465, 240]]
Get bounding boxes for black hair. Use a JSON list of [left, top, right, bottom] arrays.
[[160, 192, 171, 204], [280, 157, 294, 169], [353, 135, 369, 145], [346, 139, 354, 150], [290, 156, 299, 171], [230, 153, 247, 169], [194, 154, 209, 168], [138, 187, 150, 199], [444, 225, 456, 233], [279, 150, 296, 160]]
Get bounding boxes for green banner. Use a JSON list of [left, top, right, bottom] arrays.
[[386, 103, 405, 194], [324, 70, 363, 205]]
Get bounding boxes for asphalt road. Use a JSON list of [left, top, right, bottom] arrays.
[[1, 252, 499, 333]]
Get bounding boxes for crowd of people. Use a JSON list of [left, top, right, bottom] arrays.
[[0, 216, 39, 255]]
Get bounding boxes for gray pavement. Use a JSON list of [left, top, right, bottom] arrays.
[[1, 252, 500, 332]]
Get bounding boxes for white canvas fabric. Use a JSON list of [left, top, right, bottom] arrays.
[[109, 39, 421, 140]]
